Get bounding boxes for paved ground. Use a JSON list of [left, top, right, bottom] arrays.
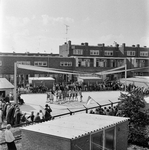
[[20, 91, 121, 116]]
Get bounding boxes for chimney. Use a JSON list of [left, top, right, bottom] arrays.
[[122, 43, 125, 48], [85, 42, 88, 46], [136, 44, 140, 47], [68, 40, 71, 46], [116, 44, 119, 47], [81, 43, 84, 45]]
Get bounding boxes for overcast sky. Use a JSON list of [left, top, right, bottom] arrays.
[[0, 0, 149, 54]]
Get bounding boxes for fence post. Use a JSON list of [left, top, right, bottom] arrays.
[[83, 105, 88, 113], [67, 108, 73, 115]]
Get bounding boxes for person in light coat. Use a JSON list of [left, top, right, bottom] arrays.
[[4, 124, 17, 150]]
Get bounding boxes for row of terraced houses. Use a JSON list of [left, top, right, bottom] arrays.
[[0, 41, 149, 85]]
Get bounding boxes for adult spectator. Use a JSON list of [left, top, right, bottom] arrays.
[[21, 113, 28, 123], [27, 111, 35, 122], [34, 112, 41, 122], [39, 110, 44, 120], [7, 104, 16, 125], [14, 107, 22, 125], [0, 107, 2, 128], [44, 104, 52, 121], [4, 124, 17, 150]]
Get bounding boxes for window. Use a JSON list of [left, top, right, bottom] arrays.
[[105, 128, 115, 150], [17, 61, 30, 65], [104, 51, 113, 56], [127, 51, 135, 56], [140, 51, 148, 56], [34, 61, 47, 66], [90, 50, 99, 55], [91, 131, 103, 150], [0, 60, 2, 66], [60, 62, 72, 66], [78, 59, 91, 67], [73, 49, 83, 55], [96, 59, 104, 67]]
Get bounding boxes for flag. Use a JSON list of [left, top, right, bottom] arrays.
[[86, 96, 92, 105]]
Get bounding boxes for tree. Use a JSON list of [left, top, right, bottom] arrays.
[[118, 91, 149, 147]]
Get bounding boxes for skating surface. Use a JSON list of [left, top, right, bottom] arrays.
[[20, 91, 121, 117]]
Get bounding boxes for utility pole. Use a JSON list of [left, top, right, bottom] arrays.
[[14, 62, 17, 104]]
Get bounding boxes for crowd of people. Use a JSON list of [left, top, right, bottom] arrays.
[[1, 80, 149, 132], [46, 89, 83, 104], [0, 97, 52, 129], [17, 80, 123, 95], [89, 103, 124, 117]]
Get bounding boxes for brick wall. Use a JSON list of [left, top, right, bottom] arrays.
[[22, 129, 71, 150]]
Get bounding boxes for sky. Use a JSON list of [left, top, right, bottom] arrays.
[[0, 0, 149, 54]]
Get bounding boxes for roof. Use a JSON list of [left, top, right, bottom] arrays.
[[29, 77, 55, 81], [78, 76, 102, 80], [22, 114, 129, 140], [120, 77, 149, 83], [0, 78, 14, 89], [120, 77, 149, 88]]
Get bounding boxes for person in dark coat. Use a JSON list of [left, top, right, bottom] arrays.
[[34, 112, 41, 122], [27, 111, 35, 122], [14, 108, 22, 125], [44, 104, 52, 121], [21, 113, 28, 123], [3, 102, 9, 119], [7, 104, 15, 125]]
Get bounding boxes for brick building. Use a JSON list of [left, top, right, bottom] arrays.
[[59, 41, 149, 77], [0, 53, 75, 85], [0, 41, 149, 84]]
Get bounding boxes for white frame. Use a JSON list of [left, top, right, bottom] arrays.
[[140, 51, 148, 56], [90, 50, 100, 55], [17, 61, 31, 65], [104, 51, 113, 56], [60, 62, 72, 67], [34, 61, 47, 66], [90, 126, 116, 150], [127, 51, 135, 56], [73, 49, 83, 55]]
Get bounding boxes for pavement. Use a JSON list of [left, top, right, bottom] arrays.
[[20, 91, 121, 116]]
